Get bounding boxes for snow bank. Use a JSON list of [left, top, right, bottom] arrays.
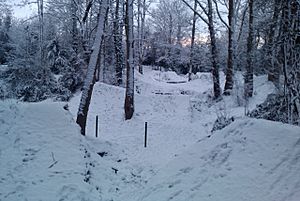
[[135, 118, 300, 201], [0, 101, 99, 200]]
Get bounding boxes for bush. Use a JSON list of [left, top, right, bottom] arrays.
[[4, 66, 56, 102], [53, 85, 72, 101], [249, 94, 299, 125], [211, 116, 235, 132], [59, 66, 84, 93], [0, 84, 7, 100]]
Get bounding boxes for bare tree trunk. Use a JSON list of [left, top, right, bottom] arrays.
[[71, 0, 78, 53], [140, 0, 147, 74], [224, 0, 234, 95], [124, 0, 135, 120], [137, 0, 142, 73], [76, 0, 109, 135], [207, 0, 221, 99], [244, 0, 254, 99], [181, 0, 220, 98], [97, 4, 110, 83], [188, 0, 197, 81], [267, 0, 281, 88], [280, 0, 300, 123], [114, 0, 124, 85], [82, 0, 94, 52], [137, 0, 147, 74], [37, 0, 44, 66]]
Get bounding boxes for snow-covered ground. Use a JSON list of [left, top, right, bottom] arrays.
[[1, 67, 299, 201], [134, 118, 300, 201]]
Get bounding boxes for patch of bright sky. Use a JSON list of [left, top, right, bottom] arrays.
[[10, 0, 36, 19]]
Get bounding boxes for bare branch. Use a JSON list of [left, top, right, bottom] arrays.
[[181, 0, 209, 26], [237, 5, 248, 43], [213, 0, 229, 30], [196, 0, 209, 16], [82, 0, 94, 23]]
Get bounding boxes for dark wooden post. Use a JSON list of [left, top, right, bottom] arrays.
[[144, 122, 147, 147], [95, 115, 98, 138]]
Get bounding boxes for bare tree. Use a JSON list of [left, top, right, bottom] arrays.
[[244, 0, 254, 99], [181, 0, 221, 99], [266, 0, 281, 88], [124, 0, 135, 120], [223, 0, 235, 95], [207, 0, 221, 99], [114, 0, 125, 85], [188, 0, 197, 81], [70, 0, 79, 53], [37, 0, 44, 65], [137, 0, 148, 74], [76, 0, 109, 135], [280, 0, 300, 123]]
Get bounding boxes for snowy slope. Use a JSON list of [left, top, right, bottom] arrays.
[[1, 67, 298, 201], [134, 118, 300, 201], [0, 100, 150, 201], [0, 100, 99, 200]]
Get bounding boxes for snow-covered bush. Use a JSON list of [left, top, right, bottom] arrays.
[[58, 65, 84, 93], [211, 116, 235, 132], [0, 84, 7, 100], [211, 99, 235, 132], [47, 38, 68, 75], [53, 84, 72, 101], [4, 66, 56, 102], [2, 65, 78, 102], [249, 94, 299, 125]]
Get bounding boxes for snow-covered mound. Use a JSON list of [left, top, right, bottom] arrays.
[[134, 118, 300, 201], [0, 101, 99, 200]]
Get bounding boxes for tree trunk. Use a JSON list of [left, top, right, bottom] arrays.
[[137, 0, 142, 74], [71, 0, 78, 53], [114, 0, 124, 86], [124, 0, 135, 120], [280, 0, 300, 122], [76, 0, 109, 135], [244, 0, 254, 99], [224, 0, 234, 95], [267, 0, 281, 88], [207, 0, 221, 99], [37, 0, 44, 66], [137, 0, 147, 74], [188, 0, 197, 81]]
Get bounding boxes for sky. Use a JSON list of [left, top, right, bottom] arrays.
[[9, 0, 36, 19]]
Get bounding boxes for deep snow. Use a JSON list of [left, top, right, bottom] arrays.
[[1, 67, 299, 201]]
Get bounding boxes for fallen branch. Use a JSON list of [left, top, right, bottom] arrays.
[[48, 152, 58, 169]]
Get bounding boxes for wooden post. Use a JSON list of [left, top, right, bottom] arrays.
[[144, 122, 147, 147], [95, 115, 98, 138]]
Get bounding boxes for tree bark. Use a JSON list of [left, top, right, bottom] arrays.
[[188, 0, 197, 81], [37, 0, 44, 66], [137, 0, 147, 74], [124, 0, 135, 120], [76, 0, 109, 135], [224, 0, 234, 95], [207, 0, 221, 99], [244, 0, 254, 99], [114, 0, 125, 86], [267, 0, 281, 88], [71, 0, 78, 53]]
